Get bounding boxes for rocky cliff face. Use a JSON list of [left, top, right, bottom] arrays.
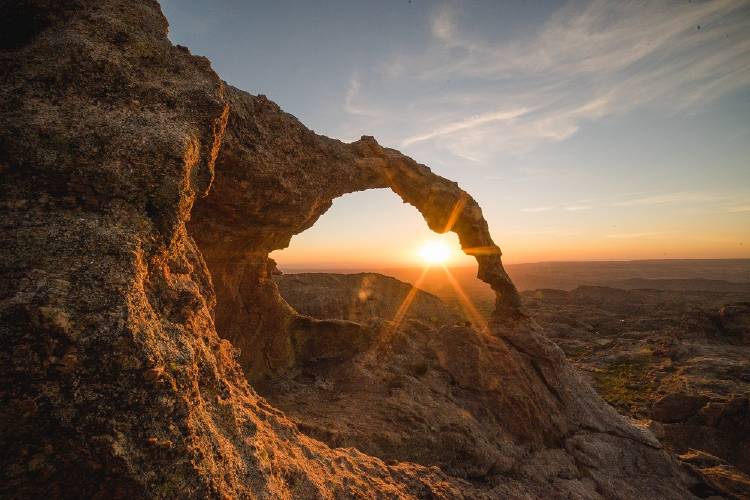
[[0, 1, 709, 498]]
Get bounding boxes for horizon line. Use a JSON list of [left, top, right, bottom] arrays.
[[276, 256, 750, 271]]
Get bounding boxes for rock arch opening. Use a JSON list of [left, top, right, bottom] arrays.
[[269, 188, 474, 270], [270, 188, 494, 331]]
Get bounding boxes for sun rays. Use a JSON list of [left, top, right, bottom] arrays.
[[383, 262, 490, 342], [392, 194, 490, 335], [389, 218, 491, 340], [439, 264, 490, 335], [389, 265, 431, 333]]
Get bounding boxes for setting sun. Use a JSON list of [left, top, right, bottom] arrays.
[[419, 240, 452, 265]]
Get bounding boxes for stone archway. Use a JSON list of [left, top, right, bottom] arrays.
[[188, 85, 521, 381]]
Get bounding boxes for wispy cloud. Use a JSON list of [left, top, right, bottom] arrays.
[[521, 205, 555, 213], [344, 74, 381, 117], [611, 191, 720, 207], [401, 107, 528, 146], [343, 0, 750, 158]]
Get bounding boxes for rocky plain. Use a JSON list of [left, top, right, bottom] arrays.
[[0, 1, 747, 498], [276, 268, 750, 498]]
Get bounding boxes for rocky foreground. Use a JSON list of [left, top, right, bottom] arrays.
[[526, 287, 750, 497], [0, 1, 735, 498], [275, 272, 750, 498]]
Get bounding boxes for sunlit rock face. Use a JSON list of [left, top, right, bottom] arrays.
[[0, 0, 709, 498], [0, 1, 463, 498]]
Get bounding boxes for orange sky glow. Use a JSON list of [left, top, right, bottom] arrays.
[[270, 190, 749, 269]]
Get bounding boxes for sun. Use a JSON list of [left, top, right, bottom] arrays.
[[419, 239, 452, 265]]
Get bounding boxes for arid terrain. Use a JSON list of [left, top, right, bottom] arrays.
[[525, 286, 750, 472], [275, 261, 750, 498]]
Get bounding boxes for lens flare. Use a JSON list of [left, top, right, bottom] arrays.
[[419, 240, 451, 264]]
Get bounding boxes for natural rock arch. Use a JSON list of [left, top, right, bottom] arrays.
[[188, 85, 521, 380], [185, 88, 697, 497]]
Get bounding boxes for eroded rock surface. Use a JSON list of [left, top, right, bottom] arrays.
[[0, 0, 710, 498], [524, 287, 750, 498], [525, 287, 750, 475], [0, 1, 464, 497]]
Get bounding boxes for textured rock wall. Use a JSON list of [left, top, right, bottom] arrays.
[[0, 0, 709, 498], [0, 1, 467, 497]]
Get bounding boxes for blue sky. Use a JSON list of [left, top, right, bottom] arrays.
[[162, 0, 750, 266]]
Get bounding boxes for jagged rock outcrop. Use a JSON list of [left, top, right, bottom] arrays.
[[680, 450, 750, 500], [0, 0, 711, 498]]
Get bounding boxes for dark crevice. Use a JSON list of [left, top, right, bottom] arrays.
[[0, 1, 52, 51]]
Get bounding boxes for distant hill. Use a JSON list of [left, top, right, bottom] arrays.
[[273, 272, 463, 327], [278, 260, 750, 317], [603, 278, 750, 293], [505, 259, 750, 291]]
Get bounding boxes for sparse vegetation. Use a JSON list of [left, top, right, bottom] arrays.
[[589, 356, 654, 413]]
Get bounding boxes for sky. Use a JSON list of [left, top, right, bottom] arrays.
[[162, 0, 750, 267]]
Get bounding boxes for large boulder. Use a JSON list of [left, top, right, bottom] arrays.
[[652, 393, 709, 424]]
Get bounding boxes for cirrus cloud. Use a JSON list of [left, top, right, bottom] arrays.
[[343, 0, 750, 160]]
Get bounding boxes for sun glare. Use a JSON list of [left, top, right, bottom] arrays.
[[419, 240, 452, 265]]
